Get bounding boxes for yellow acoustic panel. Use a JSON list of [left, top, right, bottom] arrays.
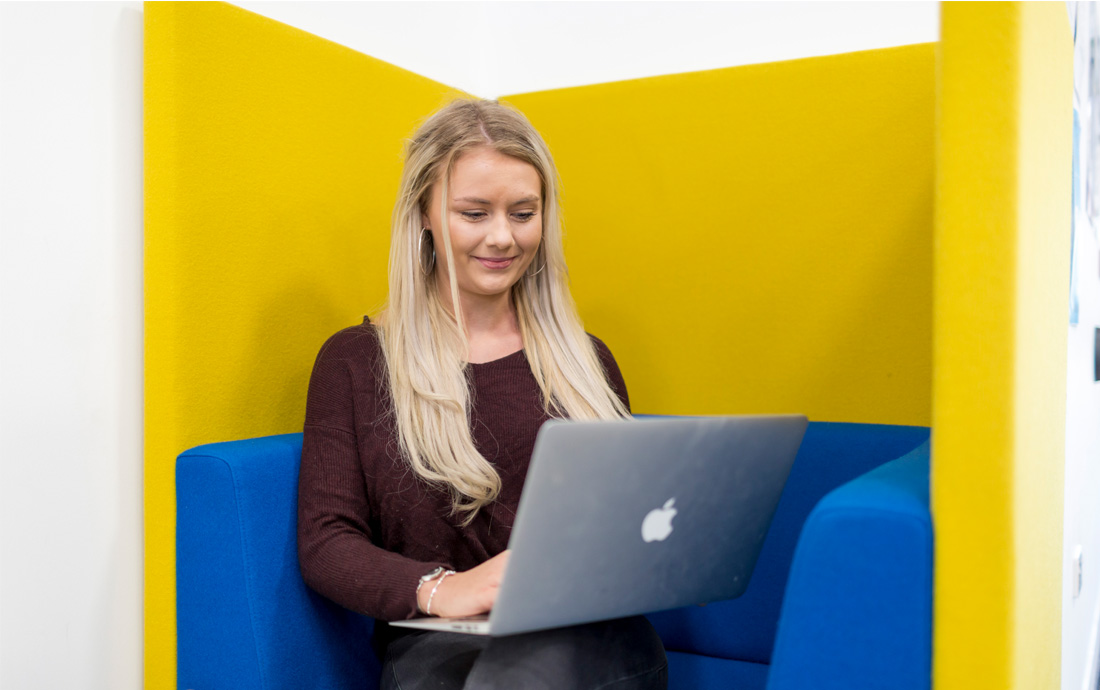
[[507, 44, 935, 425], [933, 3, 1070, 689], [144, 3, 461, 686]]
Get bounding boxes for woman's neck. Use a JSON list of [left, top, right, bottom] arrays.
[[437, 285, 524, 364]]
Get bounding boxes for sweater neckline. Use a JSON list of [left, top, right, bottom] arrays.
[[362, 316, 526, 369], [467, 348, 526, 368]]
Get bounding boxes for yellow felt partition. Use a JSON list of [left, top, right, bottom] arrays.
[[933, 4, 1071, 689], [146, 13, 938, 682], [151, 5, 1079, 688], [506, 44, 935, 424], [144, 3, 461, 686]]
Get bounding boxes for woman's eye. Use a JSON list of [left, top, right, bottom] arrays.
[[460, 211, 486, 220], [514, 212, 537, 222]]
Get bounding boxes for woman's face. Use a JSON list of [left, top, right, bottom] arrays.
[[421, 146, 543, 309]]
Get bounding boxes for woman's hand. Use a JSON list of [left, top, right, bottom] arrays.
[[418, 550, 510, 618]]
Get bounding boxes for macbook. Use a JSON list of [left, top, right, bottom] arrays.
[[391, 414, 808, 636]]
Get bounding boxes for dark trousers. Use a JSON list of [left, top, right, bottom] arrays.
[[379, 616, 668, 690]]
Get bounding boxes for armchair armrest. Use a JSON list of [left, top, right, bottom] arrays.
[[177, 433, 378, 690], [766, 440, 932, 690]]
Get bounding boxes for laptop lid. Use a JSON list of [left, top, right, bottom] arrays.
[[487, 414, 808, 636]]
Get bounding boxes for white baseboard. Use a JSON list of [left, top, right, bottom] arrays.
[[1082, 588, 1100, 690]]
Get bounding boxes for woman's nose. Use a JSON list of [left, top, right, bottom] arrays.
[[485, 215, 515, 248]]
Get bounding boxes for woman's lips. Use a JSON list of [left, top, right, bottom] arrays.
[[475, 256, 517, 269]]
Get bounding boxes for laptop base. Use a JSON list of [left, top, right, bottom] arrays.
[[391, 615, 492, 635]]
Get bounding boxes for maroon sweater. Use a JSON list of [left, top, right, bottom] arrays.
[[297, 317, 629, 622]]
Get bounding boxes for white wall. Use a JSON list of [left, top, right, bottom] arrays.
[[234, 1, 940, 97], [0, 2, 945, 688], [1065, 5, 1100, 690], [0, 3, 143, 688]]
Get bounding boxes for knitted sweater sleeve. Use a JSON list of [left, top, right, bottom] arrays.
[[590, 335, 631, 413], [296, 328, 449, 621]]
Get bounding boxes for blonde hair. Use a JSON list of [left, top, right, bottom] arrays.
[[380, 98, 630, 524]]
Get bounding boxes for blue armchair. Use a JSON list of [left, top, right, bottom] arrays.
[[177, 422, 931, 690]]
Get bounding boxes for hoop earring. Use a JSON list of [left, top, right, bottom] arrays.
[[526, 253, 546, 277], [418, 228, 436, 275]]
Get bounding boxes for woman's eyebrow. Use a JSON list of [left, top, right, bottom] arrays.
[[451, 195, 541, 206], [509, 196, 540, 206]]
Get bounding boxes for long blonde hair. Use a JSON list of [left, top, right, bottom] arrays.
[[380, 98, 630, 524]]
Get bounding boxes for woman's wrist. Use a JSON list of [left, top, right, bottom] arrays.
[[416, 567, 455, 615], [425, 570, 455, 616]]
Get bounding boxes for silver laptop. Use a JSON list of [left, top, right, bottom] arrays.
[[391, 414, 808, 636]]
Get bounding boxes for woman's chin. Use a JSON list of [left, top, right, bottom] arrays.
[[459, 277, 523, 301]]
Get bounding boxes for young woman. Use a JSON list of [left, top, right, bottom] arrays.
[[297, 98, 668, 690]]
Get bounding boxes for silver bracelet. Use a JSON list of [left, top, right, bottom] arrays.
[[416, 568, 443, 600], [425, 570, 455, 617]]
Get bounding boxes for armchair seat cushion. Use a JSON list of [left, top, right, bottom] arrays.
[[666, 651, 768, 690]]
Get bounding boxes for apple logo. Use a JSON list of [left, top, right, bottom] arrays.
[[641, 498, 678, 542]]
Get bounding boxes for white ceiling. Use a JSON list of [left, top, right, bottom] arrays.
[[233, 1, 940, 98]]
